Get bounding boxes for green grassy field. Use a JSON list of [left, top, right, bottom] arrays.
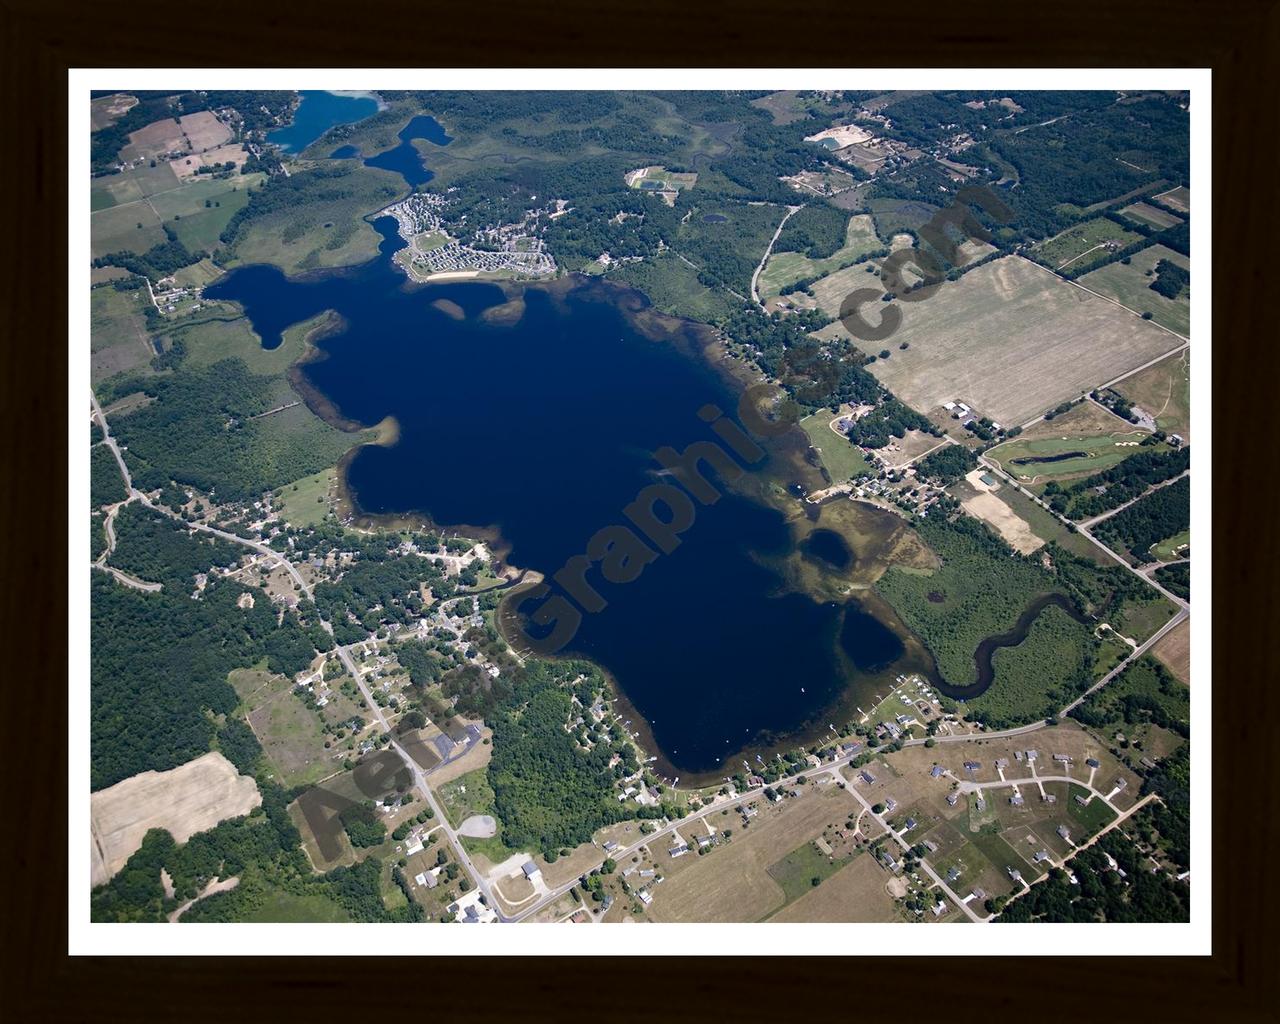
[[766, 841, 848, 904], [1067, 785, 1117, 832], [232, 884, 354, 923], [799, 412, 871, 482], [986, 432, 1153, 486], [153, 175, 263, 252], [1113, 593, 1178, 643], [175, 309, 326, 377], [1032, 218, 1144, 273], [1078, 245, 1190, 336], [90, 285, 155, 385], [275, 468, 336, 528], [758, 213, 882, 297], [90, 202, 166, 258], [1151, 530, 1190, 562], [1113, 349, 1190, 439]]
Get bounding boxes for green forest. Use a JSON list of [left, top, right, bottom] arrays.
[[1093, 476, 1191, 562]]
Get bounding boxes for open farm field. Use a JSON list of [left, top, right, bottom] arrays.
[[91, 751, 260, 887], [767, 851, 898, 922], [1151, 615, 1191, 684], [91, 201, 166, 259], [1078, 245, 1190, 337], [1120, 201, 1183, 231], [240, 669, 344, 789], [90, 284, 155, 385], [646, 784, 849, 922], [863, 257, 1183, 427]]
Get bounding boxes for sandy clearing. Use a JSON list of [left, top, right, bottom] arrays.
[[961, 491, 1043, 554], [459, 814, 497, 838], [91, 752, 260, 887]]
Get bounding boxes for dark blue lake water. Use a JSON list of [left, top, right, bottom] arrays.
[[363, 115, 453, 187], [267, 91, 381, 153], [206, 220, 917, 776]]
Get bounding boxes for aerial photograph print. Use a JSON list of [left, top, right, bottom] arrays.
[[78, 75, 1202, 947]]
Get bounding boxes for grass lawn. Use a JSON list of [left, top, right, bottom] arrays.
[[1032, 218, 1145, 274], [274, 468, 337, 528], [1078, 245, 1190, 336], [1067, 785, 1117, 833], [460, 832, 526, 866], [799, 412, 871, 482]]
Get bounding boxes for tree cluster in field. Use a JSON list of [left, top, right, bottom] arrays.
[[915, 444, 977, 484], [1069, 655, 1188, 738], [1044, 445, 1189, 520], [1092, 475, 1190, 562], [774, 203, 851, 259], [93, 223, 206, 281], [1150, 258, 1190, 298], [845, 398, 938, 449]]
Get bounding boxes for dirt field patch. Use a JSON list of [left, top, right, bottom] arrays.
[[961, 490, 1043, 554], [91, 752, 260, 887], [170, 143, 247, 180], [1151, 615, 1191, 684], [862, 256, 1183, 427]]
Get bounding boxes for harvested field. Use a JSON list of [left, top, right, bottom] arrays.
[[1120, 201, 1183, 231], [1151, 615, 1191, 684], [768, 851, 898, 921], [961, 490, 1043, 555], [863, 256, 1184, 427], [1078, 245, 1190, 337], [1113, 348, 1191, 440], [90, 751, 260, 887], [120, 118, 188, 163], [179, 111, 233, 151], [646, 785, 849, 922]]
